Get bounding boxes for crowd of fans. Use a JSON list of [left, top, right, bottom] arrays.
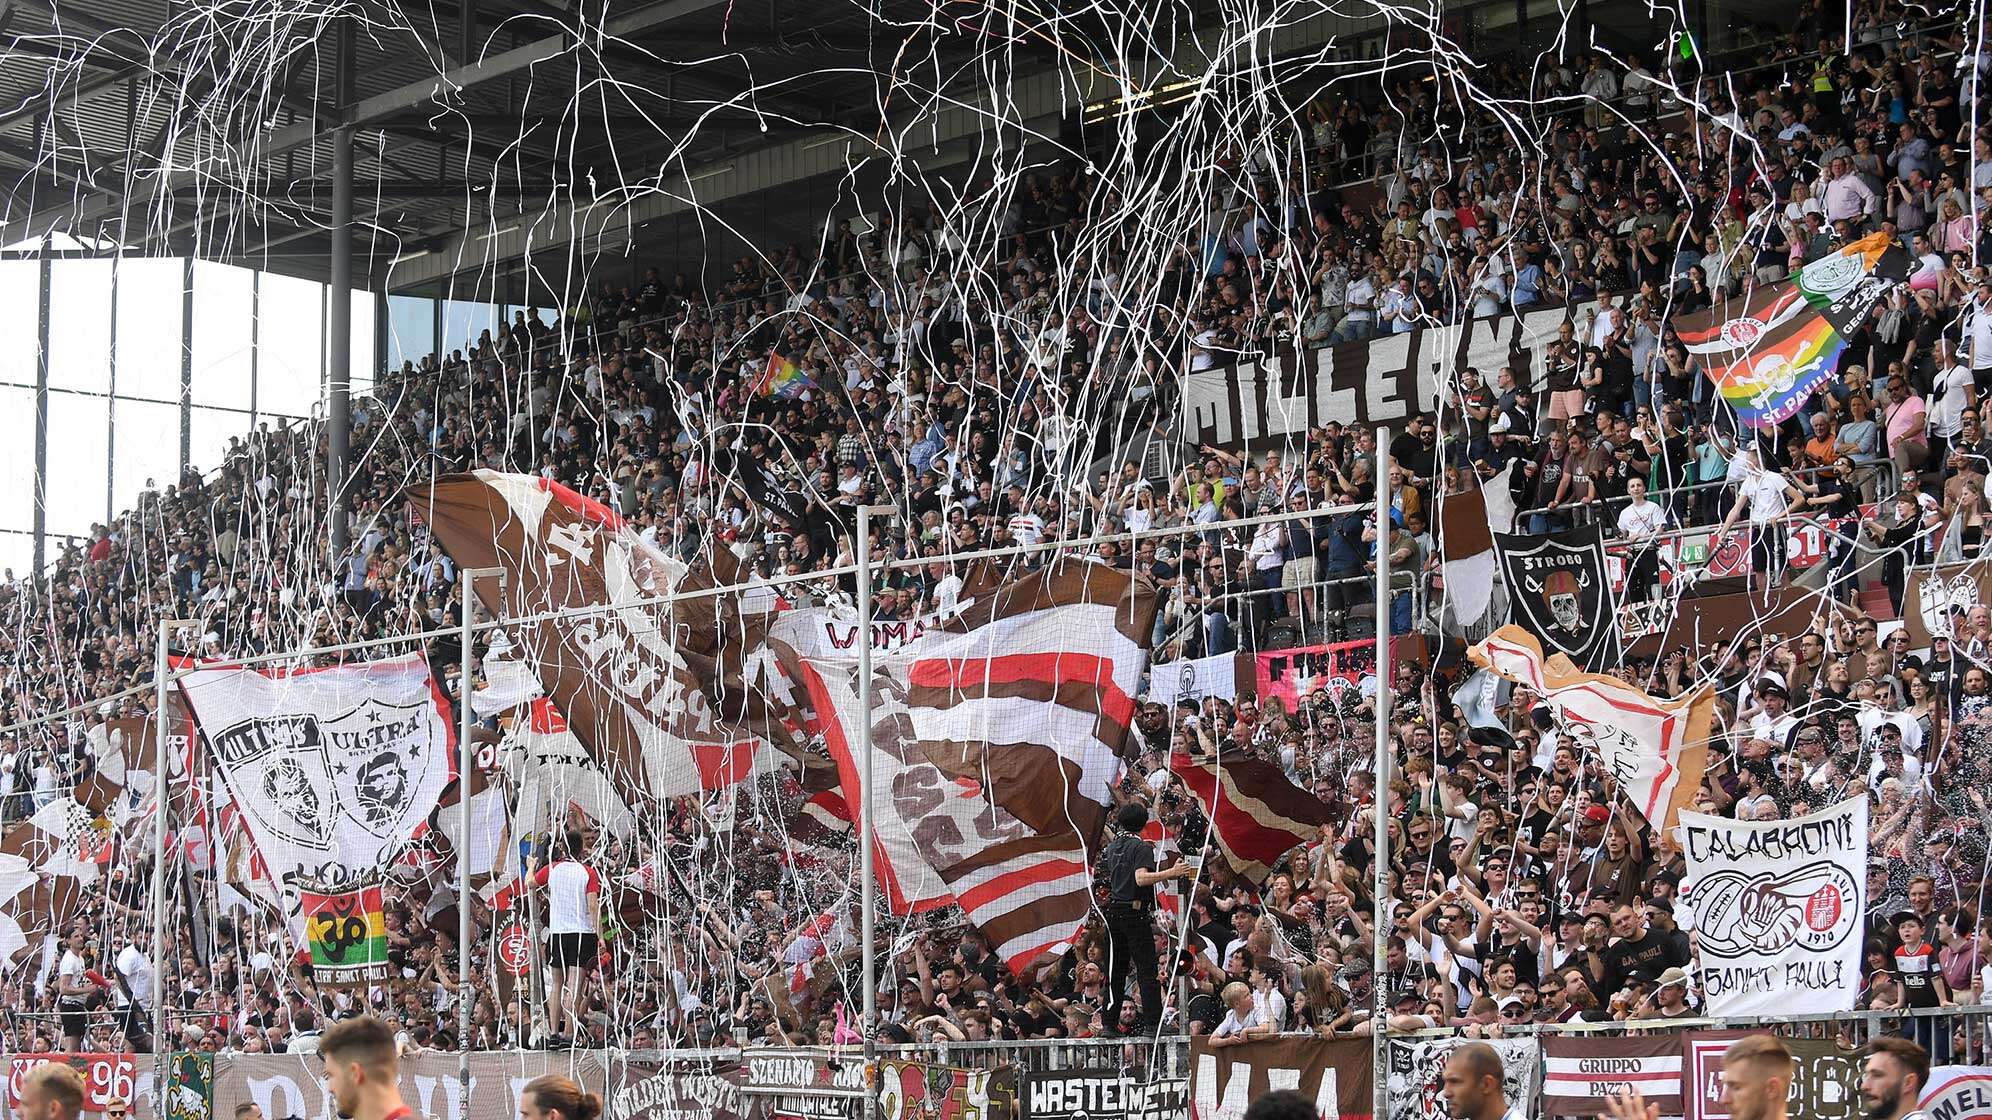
[[0, 0, 1986, 1065]]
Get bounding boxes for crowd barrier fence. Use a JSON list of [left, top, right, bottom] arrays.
[[28, 1004, 1992, 1120]]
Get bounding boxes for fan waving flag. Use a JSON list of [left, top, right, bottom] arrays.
[[1168, 750, 1335, 883], [772, 561, 1157, 977], [754, 352, 813, 400], [1675, 231, 1910, 428], [1470, 625, 1714, 834], [416, 471, 770, 802]]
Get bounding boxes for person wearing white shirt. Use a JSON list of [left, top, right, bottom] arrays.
[[1337, 274, 1378, 341], [1616, 476, 1667, 601], [1821, 157, 1879, 225], [115, 934, 154, 1049], [1928, 344, 1974, 455], [1717, 449, 1804, 594], [1208, 982, 1274, 1046]]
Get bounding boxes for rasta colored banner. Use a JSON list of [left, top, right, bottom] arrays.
[[300, 879, 389, 985]]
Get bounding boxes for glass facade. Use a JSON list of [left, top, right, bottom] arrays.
[[5, 254, 407, 574]]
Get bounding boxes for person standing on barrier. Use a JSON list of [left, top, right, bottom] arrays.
[[1441, 1041, 1522, 1120], [1859, 1036, 1931, 1120], [1100, 802, 1193, 1035], [1611, 1035, 1792, 1120], [319, 1015, 414, 1120]]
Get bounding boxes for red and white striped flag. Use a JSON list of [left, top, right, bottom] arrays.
[[774, 561, 1157, 977], [1169, 750, 1335, 884]]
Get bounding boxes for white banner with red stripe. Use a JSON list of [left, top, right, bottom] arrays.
[[1542, 1036, 1683, 1116]]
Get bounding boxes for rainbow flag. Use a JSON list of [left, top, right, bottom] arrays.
[[1674, 232, 1909, 428], [301, 880, 390, 985], [754, 352, 813, 400]]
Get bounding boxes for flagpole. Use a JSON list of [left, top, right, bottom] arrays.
[[1371, 427, 1392, 1120], [857, 504, 893, 1120], [153, 618, 192, 1111], [458, 569, 500, 1095]]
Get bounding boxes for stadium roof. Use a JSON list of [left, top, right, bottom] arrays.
[[0, 0, 1381, 297]]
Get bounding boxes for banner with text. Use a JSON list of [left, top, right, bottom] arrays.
[[1679, 797, 1868, 1015], [210, 1052, 606, 1120], [1680, 1032, 1859, 1120], [1543, 1036, 1682, 1116], [1182, 302, 1589, 451], [1920, 1066, 1992, 1120], [606, 1054, 746, 1120], [1188, 1036, 1372, 1120], [1024, 1069, 1191, 1120], [878, 1059, 1018, 1120]]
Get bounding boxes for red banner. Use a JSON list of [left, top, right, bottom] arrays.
[[1255, 638, 1416, 709], [9, 1054, 138, 1114]]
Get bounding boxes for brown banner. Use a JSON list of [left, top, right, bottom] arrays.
[[1680, 1032, 1858, 1120], [606, 1053, 746, 1120], [1190, 1036, 1373, 1120], [210, 1052, 606, 1120], [1903, 562, 1992, 647]]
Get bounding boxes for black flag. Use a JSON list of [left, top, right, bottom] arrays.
[[1496, 523, 1620, 670]]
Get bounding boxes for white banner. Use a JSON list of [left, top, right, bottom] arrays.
[[179, 652, 455, 901], [1919, 1066, 1992, 1120], [1679, 796, 1869, 1016], [1146, 652, 1241, 707]]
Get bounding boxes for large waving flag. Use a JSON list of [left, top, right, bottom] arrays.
[[772, 561, 1157, 977], [416, 471, 771, 802], [1675, 231, 1909, 428], [1470, 625, 1713, 834]]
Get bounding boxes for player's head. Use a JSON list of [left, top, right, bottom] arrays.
[[1116, 803, 1149, 833], [1720, 1035, 1794, 1120], [16, 1063, 84, 1120], [320, 1014, 399, 1119], [1860, 1036, 1929, 1120], [1441, 1042, 1506, 1120], [520, 1075, 602, 1120], [1243, 1091, 1319, 1120]]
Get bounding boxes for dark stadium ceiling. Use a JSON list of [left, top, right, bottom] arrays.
[[0, 0, 1085, 292], [0, 0, 1398, 300]]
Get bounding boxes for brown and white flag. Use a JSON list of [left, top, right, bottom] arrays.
[[1168, 750, 1335, 884], [772, 560, 1157, 977], [415, 471, 770, 801]]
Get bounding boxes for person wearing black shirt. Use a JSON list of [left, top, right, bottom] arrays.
[[1100, 803, 1193, 1033], [1807, 457, 1864, 601], [1600, 904, 1688, 995]]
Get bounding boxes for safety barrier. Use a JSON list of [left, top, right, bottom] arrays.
[[54, 1004, 1992, 1120]]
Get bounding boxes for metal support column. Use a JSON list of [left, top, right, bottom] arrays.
[[1370, 425, 1393, 1120], [153, 618, 194, 1112], [327, 19, 355, 556], [856, 504, 893, 1120], [179, 256, 192, 476], [31, 241, 49, 582], [106, 251, 118, 525], [458, 569, 500, 1083], [375, 289, 389, 379], [249, 270, 260, 429]]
